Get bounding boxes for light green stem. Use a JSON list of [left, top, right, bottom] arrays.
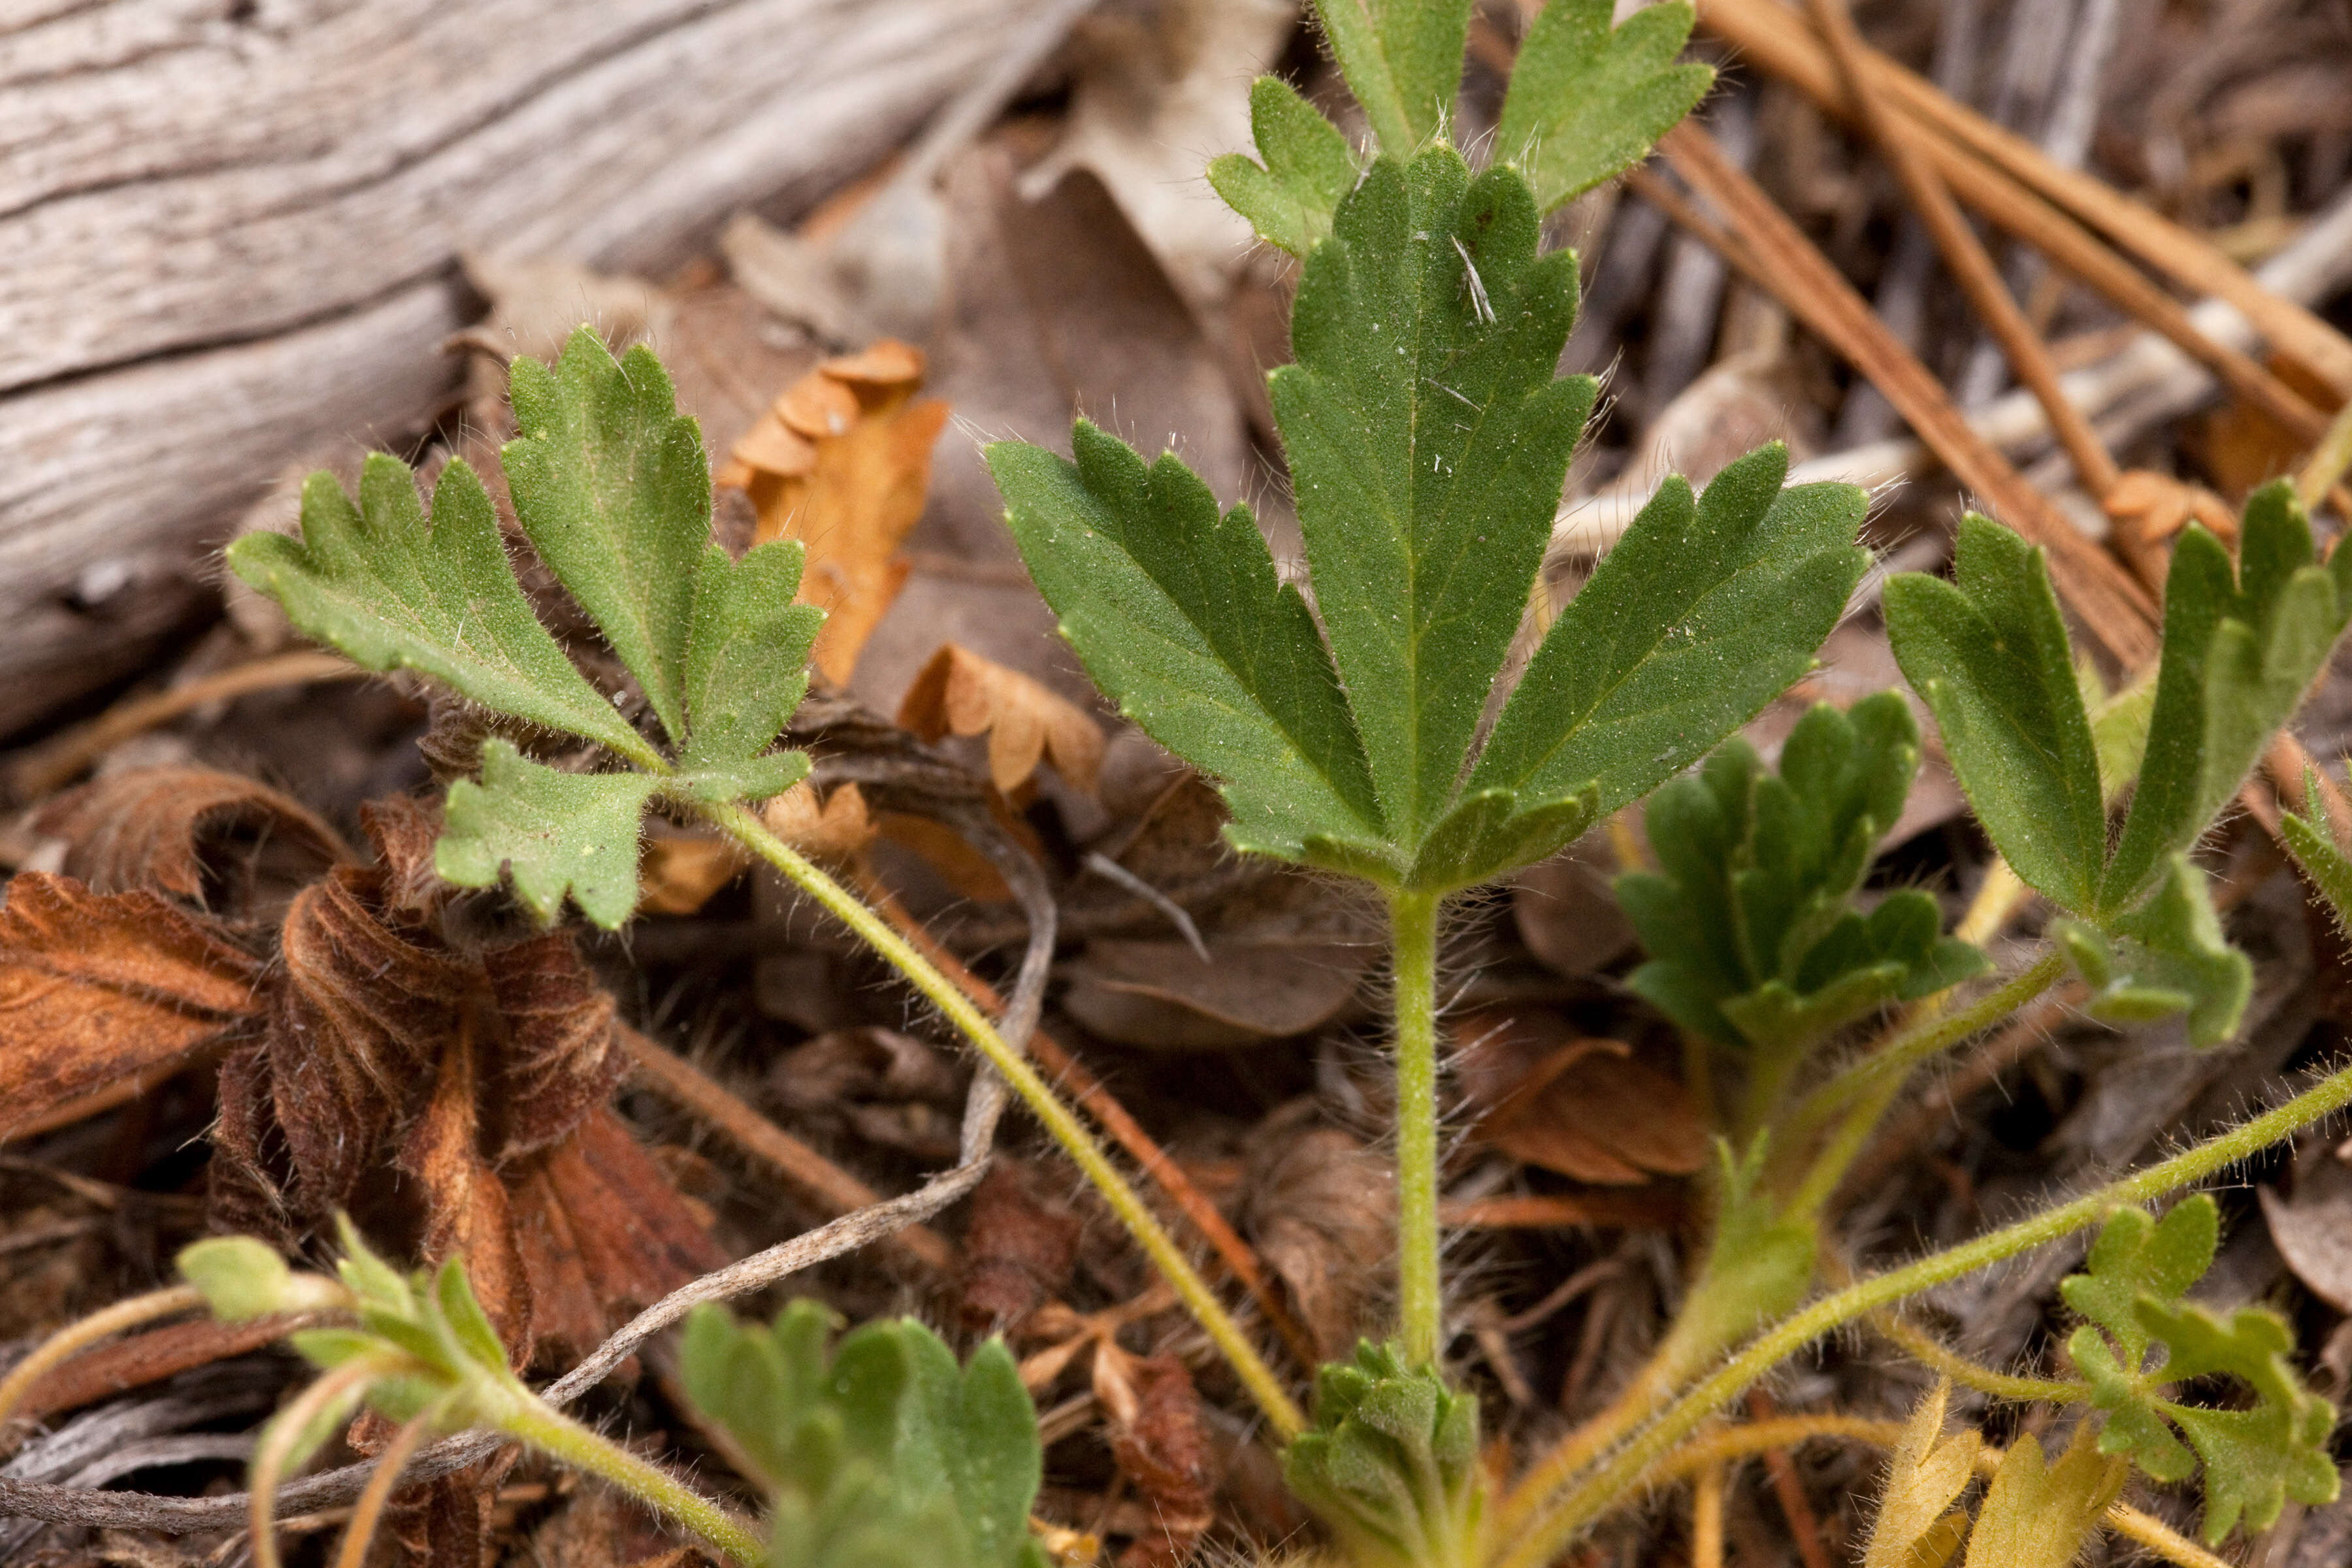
[[1780, 948, 2066, 1217], [502, 1396, 766, 1566], [1495, 1054, 2352, 1568], [1390, 889, 1443, 1369], [700, 802, 1306, 1439]]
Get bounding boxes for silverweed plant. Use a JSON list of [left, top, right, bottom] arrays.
[[12, 3, 2352, 1566]]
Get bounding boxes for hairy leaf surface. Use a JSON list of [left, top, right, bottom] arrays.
[[1497, 0, 1713, 212], [437, 742, 660, 930], [1209, 77, 1364, 257]]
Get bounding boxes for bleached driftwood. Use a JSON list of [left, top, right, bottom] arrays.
[[0, 0, 1053, 735]]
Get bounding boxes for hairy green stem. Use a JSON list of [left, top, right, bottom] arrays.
[[502, 1396, 765, 1566], [1780, 949, 2065, 1215], [1495, 1053, 2352, 1568], [703, 802, 1307, 1439], [1390, 890, 1444, 1369]]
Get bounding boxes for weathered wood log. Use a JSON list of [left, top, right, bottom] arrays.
[[0, 0, 1051, 738]]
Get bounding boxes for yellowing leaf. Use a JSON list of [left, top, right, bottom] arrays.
[[717, 340, 949, 686], [898, 644, 1105, 798], [1962, 1426, 2125, 1568], [1864, 1382, 1981, 1568]]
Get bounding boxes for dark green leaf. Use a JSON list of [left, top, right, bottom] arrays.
[[1305, 0, 1470, 155], [504, 327, 712, 747], [225, 456, 650, 764], [1496, 0, 1714, 212], [1208, 76, 1362, 257], [987, 422, 1382, 864], [1886, 515, 2107, 913], [436, 740, 659, 929], [1274, 148, 1592, 836], [2063, 855, 2250, 1047], [685, 541, 824, 774], [1469, 447, 1869, 816]]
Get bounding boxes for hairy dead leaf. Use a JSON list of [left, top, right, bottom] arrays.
[[1062, 937, 1369, 1051], [898, 642, 1106, 797], [480, 932, 631, 1162], [961, 1156, 1085, 1335], [0, 874, 264, 1138], [401, 1023, 533, 1358], [33, 768, 348, 919], [717, 342, 949, 685], [1094, 1345, 1217, 1568], [1241, 1105, 1394, 1360], [1863, 1380, 1979, 1568], [1456, 1011, 1707, 1185]]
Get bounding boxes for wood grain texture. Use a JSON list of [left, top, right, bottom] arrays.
[[0, 0, 1052, 736]]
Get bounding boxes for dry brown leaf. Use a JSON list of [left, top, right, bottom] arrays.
[[400, 1024, 533, 1359], [1240, 1105, 1394, 1361], [898, 642, 1105, 797], [717, 342, 949, 685], [759, 780, 877, 864], [1093, 1345, 1217, 1568], [1512, 838, 1637, 978], [637, 832, 753, 917], [1456, 1010, 1707, 1185], [2103, 469, 2242, 589], [33, 766, 348, 917], [2259, 1141, 2352, 1313], [0, 874, 265, 1139], [479, 932, 632, 1162], [1061, 937, 1370, 1051], [960, 1156, 1085, 1335]]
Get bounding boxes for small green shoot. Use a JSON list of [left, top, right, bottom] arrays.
[[679, 1301, 1049, 1568], [1284, 1343, 1484, 1568], [2062, 1196, 2339, 1541]]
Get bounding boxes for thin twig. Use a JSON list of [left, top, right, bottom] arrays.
[[1742, 1391, 1831, 1568]]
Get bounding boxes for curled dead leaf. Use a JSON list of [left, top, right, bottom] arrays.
[[1240, 1105, 1393, 1361], [638, 830, 753, 917], [1456, 1010, 1707, 1186], [898, 642, 1105, 797], [960, 1156, 1085, 1335], [760, 780, 877, 863], [1093, 1345, 1217, 1568], [0, 873, 265, 1139], [717, 342, 949, 685], [33, 767, 348, 919]]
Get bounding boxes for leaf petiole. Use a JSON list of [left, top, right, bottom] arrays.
[[1389, 889, 1444, 1369]]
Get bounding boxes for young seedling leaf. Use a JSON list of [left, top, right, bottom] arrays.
[[1208, 76, 1362, 257], [1274, 147, 1592, 839], [1283, 1341, 1483, 1568], [2059, 855, 2251, 1047], [225, 457, 651, 765], [2062, 1196, 2340, 1541], [2281, 766, 2352, 931], [1469, 446, 1870, 817], [2103, 481, 2352, 910], [987, 422, 1382, 864], [436, 741, 661, 929], [1497, 0, 1714, 212], [1886, 515, 2106, 915], [504, 327, 713, 747], [1860, 1380, 1979, 1568], [1959, 1426, 2126, 1568], [1617, 695, 1986, 1055]]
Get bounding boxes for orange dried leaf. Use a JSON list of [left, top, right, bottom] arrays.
[[34, 766, 348, 912], [898, 642, 1105, 796], [638, 833, 753, 916], [0, 873, 265, 1135], [760, 781, 877, 864], [1458, 1010, 1707, 1184], [724, 339, 948, 685]]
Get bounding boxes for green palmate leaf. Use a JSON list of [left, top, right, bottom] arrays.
[[1282, 1343, 1483, 1568], [1467, 446, 1869, 817], [1616, 694, 1987, 1054], [987, 423, 1382, 864], [437, 741, 661, 929], [2062, 1197, 2339, 1542], [1273, 147, 1592, 841], [504, 327, 713, 746], [1885, 515, 2106, 914], [1496, 0, 1714, 212], [1209, 76, 1364, 257], [226, 456, 652, 766], [2102, 481, 2352, 909], [995, 155, 1863, 898], [680, 1302, 1047, 1568], [685, 541, 825, 774]]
